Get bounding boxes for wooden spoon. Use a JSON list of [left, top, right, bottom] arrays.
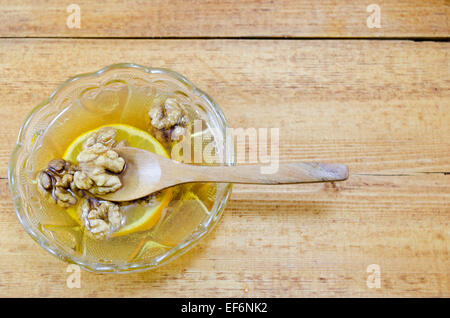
[[98, 147, 349, 202]]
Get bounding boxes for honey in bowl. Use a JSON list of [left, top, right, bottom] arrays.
[[27, 79, 223, 265]]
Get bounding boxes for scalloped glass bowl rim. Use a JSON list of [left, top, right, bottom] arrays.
[[8, 63, 234, 273]]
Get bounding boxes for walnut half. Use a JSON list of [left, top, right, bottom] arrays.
[[148, 97, 191, 143], [80, 198, 124, 240], [73, 128, 126, 195], [37, 159, 78, 208]]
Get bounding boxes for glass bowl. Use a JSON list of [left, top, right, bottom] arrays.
[[8, 63, 234, 273]]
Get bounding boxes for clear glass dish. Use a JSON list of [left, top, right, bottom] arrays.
[[8, 63, 234, 273]]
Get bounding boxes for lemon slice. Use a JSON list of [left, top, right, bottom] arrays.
[[63, 123, 173, 237], [112, 190, 172, 237], [63, 123, 168, 160]]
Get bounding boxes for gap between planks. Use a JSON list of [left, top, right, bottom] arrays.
[[0, 36, 448, 42]]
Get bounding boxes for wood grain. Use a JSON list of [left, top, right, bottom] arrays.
[[0, 39, 449, 297], [0, 0, 449, 38]]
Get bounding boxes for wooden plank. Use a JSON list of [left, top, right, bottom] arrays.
[[0, 0, 449, 38], [0, 39, 449, 297], [0, 176, 449, 297], [1, 39, 449, 177]]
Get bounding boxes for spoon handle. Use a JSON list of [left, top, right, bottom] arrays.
[[181, 162, 349, 185]]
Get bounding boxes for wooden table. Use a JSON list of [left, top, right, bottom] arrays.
[[0, 1, 448, 297]]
